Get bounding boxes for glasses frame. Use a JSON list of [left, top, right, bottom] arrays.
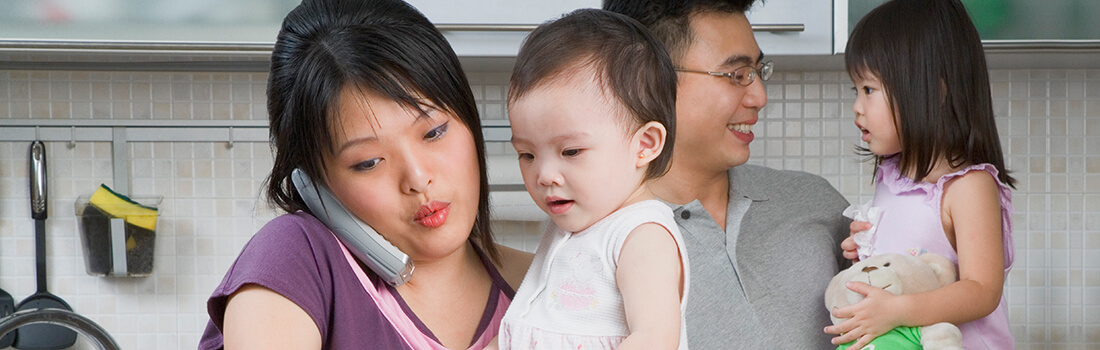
[[676, 60, 773, 87]]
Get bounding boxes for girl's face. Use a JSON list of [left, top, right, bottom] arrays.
[[509, 69, 650, 233], [852, 71, 902, 156], [323, 86, 481, 263]]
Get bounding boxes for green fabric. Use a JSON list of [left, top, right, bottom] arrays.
[[836, 326, 922, 350]]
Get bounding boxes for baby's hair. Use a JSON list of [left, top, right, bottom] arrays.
[[509, 8, 677, 180], [846, 0, 1015, 188]]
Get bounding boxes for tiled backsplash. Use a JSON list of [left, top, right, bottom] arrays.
[[1, 68, 1097, 349]]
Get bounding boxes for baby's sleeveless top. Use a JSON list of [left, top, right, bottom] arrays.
[[499, 200, 690, 350], [870, 157, 1015, 349]]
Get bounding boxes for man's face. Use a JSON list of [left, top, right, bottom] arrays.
[[673, 11, 767, 174]]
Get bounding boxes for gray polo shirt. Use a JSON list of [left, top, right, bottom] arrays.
[[664, 164, 850, 349]]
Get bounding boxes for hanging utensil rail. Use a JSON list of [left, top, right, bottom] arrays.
[[0, 119, 513, 194]]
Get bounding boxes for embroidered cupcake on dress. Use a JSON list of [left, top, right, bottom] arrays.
[[552, 252, 602, 311]]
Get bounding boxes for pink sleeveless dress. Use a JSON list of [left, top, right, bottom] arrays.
[[868, 157, 1015, 349]]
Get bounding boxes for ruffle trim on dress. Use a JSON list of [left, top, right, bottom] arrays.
[[498, 320, 624, 350], [875, 156, 1016, 269]]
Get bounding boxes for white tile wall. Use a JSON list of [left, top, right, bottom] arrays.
[[0, 67, 1097, 349]]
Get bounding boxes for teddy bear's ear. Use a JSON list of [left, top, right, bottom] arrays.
[[917, 253, 958, 287]]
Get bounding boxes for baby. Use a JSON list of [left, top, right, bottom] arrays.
[[497, 8, 689, 350]]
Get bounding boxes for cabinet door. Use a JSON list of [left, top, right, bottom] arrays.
[[405, 0, 600, 57], [745, 0, 834, 55], [406, 0, 600, 25]]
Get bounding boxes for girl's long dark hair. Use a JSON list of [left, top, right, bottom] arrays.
[[264, 0, 499, 262], [846, 0, 1015, 188]]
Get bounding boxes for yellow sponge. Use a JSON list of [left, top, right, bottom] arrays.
[[88, 184, 158, 231]]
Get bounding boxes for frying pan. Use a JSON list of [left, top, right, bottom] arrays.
[[15, 141, 77, 349], [0, 288, 13, 347]]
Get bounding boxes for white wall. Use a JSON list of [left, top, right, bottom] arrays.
[[0, 67, 1097, 348]]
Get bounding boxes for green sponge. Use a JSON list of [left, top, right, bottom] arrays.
[[88, 184, 158, 231]]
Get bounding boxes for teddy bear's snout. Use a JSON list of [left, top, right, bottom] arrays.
[[862, 266, 878, 273]]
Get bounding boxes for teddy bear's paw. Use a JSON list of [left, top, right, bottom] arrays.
[[919, 322, 963, 350]]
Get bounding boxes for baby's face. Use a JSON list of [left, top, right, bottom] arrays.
[[509, 69, 648, 233]]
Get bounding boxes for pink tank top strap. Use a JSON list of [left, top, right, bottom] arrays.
[[335, 235, 507, 350]]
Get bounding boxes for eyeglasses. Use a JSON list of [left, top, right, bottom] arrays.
[[676, 61, 773, 86]]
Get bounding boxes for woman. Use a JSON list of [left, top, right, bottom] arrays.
[[198, 0, 532, 348]]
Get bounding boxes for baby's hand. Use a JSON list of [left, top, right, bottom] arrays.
[[842, 221, 873, 261], [823, 281, 906, 349]]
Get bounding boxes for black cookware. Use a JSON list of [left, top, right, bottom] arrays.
[[0, 287, 13, 347], [15, 141, 77, 350]]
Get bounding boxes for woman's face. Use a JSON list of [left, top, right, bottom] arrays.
[[323, 86, 481, 263]]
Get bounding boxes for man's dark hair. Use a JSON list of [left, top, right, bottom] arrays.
[[509, 8, 677, 180], [603, 0, 757, 63]]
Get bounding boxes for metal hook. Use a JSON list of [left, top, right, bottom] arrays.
[[35, 126, 40, 141], [68, 126, 77, 149], [227, 126, 234, 149]]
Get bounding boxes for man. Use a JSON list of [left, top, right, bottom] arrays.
[[604, 0, 851, 348]]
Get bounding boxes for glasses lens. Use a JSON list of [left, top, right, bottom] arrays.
[[733, 66, 754, 86], [760, 61, 773, 82]]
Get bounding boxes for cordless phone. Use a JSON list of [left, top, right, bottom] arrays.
[[291, 168, 414, 286]]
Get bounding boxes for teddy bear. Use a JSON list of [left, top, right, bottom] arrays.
[[825, 253, 964, 350]]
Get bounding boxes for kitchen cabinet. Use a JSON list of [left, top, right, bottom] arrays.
[[405, 0, 600, 57], [0, 0, 296, 43], [0, 0, 603, 58], [0, 0, 839, 58], [406, 0, 599, 25], [745, 0, 836, 55], [841, 0, 1100, 52]]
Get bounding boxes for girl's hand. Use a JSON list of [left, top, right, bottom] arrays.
[[823, 281, 908, 349], [842, 221, 873, 261]]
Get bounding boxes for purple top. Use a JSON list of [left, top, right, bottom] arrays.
[[198, 212, 515, 350], [871, 156, 1015, 349]]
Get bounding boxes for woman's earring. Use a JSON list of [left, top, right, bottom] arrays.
[[638, 152, 646, 159]]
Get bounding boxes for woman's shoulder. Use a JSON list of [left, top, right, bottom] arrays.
[[256, 211, 331, 239], [234, 212, 337, 265], [204, 212, 348, 348], [493, 244, 534, 291], [217, 212, 340, 290]]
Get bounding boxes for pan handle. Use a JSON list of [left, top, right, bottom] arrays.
[[29, 141, 47, 220], [0, 308, 119, 350]]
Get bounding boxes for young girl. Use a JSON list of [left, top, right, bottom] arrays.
[[497, 9, 689, 350], [828, 0, 1016, 349]]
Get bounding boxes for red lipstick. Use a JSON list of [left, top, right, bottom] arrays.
[[415, 201, 450, 228]]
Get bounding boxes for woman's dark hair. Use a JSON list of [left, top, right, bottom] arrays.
[[509, 8, 677, 180], [265, 0, 499, 261], [846, 0, 1015, 188], [603, 0, 756, 63]]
